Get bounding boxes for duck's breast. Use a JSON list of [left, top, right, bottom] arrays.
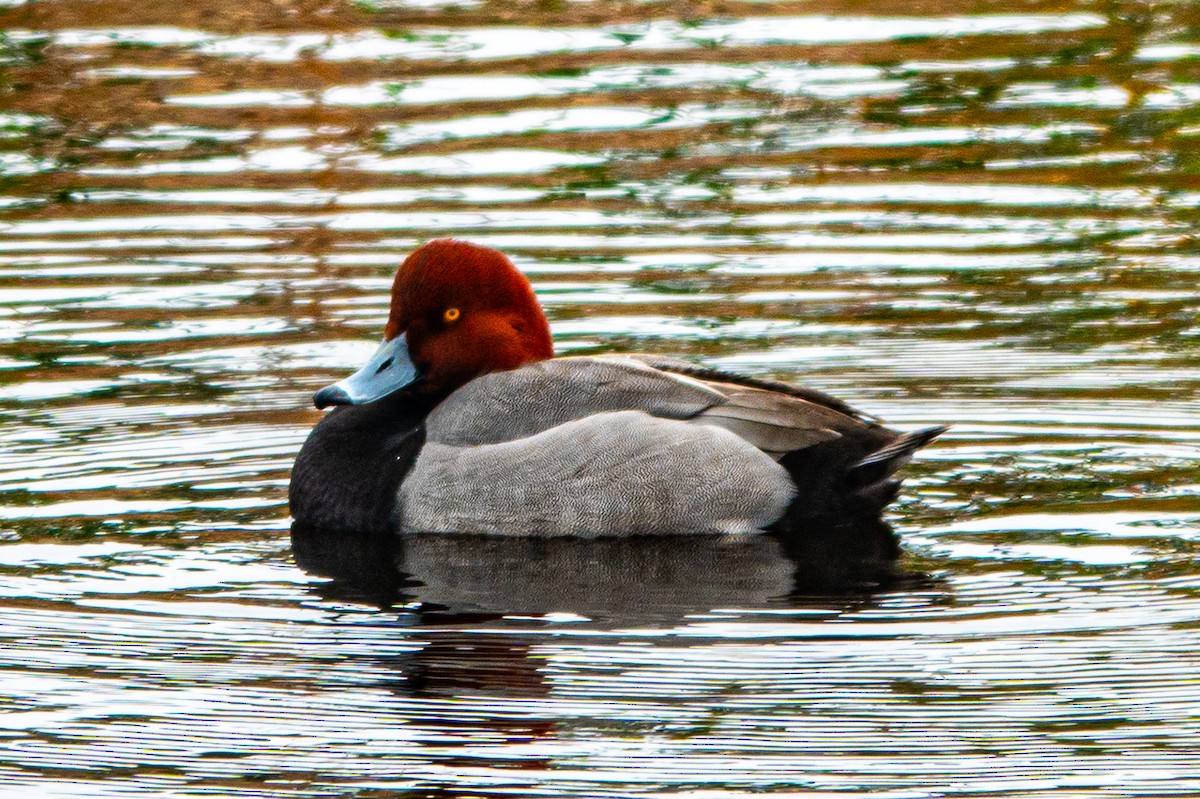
[[290, 391, 426, 533]]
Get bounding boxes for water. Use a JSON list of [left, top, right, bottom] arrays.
[[2, 0, 1200, 795]]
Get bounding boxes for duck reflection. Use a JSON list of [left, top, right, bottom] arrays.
[[290, 525, 931, 789], [290, 522, 923, 621]]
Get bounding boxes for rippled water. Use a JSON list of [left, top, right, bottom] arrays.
[[3, 0, 1200, 795]]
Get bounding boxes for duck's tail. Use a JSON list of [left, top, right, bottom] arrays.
[[771, 424, 948, 592], [853, 424, 948, 471], [846, 424, 949, 510]]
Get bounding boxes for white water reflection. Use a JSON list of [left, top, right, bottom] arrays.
[[379, 104, 762, 147], [734, 182, 1158, 208], [22, 15, 1108, 64]]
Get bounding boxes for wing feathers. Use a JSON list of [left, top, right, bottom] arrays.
[[425, 355, 910, 468], [425, 356, 725, 446], [692, 385, 861, 458], [620, 353, 880, 423]]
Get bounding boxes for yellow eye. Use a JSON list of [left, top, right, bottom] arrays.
[[443, 307, 461, 323]]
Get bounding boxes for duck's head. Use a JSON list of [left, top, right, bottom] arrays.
[[314, 239, 553, 408]]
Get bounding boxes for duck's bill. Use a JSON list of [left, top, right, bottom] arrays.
[[313, 334, 421, 408]]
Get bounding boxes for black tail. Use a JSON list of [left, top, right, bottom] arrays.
[[846, 424, 948, 511], [852, 425, 949, 473], [771, 424, 947, 592]]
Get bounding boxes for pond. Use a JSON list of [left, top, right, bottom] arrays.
[[2, 0, 1200, 796]]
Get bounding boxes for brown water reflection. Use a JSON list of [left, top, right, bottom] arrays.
[[3, 0, 1200, 795]]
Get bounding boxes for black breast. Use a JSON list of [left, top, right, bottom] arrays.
[[289, 392, 426, 533]]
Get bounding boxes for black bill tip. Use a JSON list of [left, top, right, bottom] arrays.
[[313, 384, 352, 409]]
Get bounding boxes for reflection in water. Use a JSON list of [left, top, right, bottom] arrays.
[[291, 524, 919, 619], [291, 525, 940, 795], [3, 0, 1200, 795]]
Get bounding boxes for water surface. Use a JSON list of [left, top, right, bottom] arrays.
[[3, 0, 1200, 796]]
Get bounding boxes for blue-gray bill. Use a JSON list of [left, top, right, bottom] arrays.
[[313, 334, 420, 408]]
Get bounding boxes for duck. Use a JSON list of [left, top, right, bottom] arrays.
[[289, 239, 946, 585]]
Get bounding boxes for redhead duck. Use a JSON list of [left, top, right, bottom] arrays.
[[290, 240, 945, 575]]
